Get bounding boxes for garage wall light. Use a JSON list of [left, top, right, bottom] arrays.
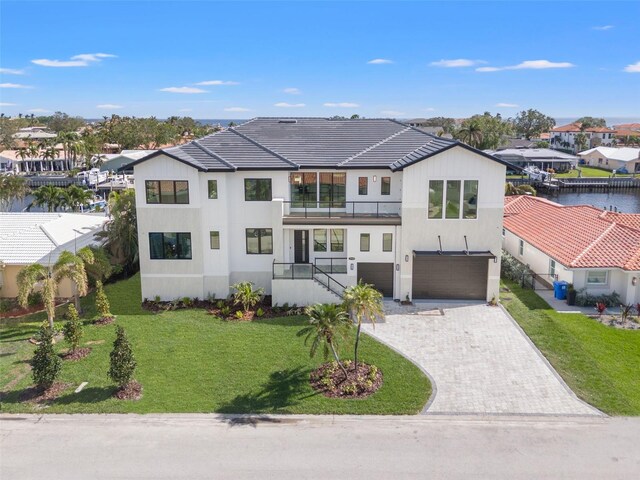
[[633, 277, 638, 286], [405, 255, 409, 262]]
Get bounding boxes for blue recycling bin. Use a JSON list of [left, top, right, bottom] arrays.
[[553, 280, 568, 300]]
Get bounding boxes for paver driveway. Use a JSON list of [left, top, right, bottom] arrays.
[[362, 303, 601, 416]]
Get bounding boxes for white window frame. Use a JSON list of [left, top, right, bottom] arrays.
[[586, 270, 608, 285], [549, 259, 556, 277]]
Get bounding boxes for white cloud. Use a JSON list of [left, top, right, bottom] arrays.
[[0, 102, 16, 106], [592, 25, 614, 30], [323, 102, 360, 108], [495, 103, 519, 108], [224, 107, 251, 112], [380, 110, 405, 116], [96, 104, 123, 109], [425, 107, 436, 112], [368, 58, 394, 64], [179, 108, 193, 112], [477, 60, 575, 72], [32, 53, 116, 68], [159, 86, 208, 94], [274, 102, 306, 108], [195, 80, 239, 86], [0, 68, 25, 75], [623, 61, 640, 73], [283, 87, 301, 95], [430, 59, 484, 68], [27, 108, 49, 113], [0, 83, 32, 88]]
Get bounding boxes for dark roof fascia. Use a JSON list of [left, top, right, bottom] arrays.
[[125, 150, 208, 172], [413, 250, 496, 258], [234, 166, 298, 171], [390, 142, 521, 172]]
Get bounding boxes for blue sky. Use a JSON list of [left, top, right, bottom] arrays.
[[1, 1, 639, 119]]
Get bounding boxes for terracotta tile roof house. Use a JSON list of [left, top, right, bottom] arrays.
[[550, 123, 616, 153], [503, 196, 640, 304]]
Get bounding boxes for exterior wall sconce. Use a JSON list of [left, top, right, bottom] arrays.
[[373, 175, 377, 182], [405, 255, 409, 262], [633, 277, 638, 286], [350, 263, 354, 271], [396, 264, 400, 271]]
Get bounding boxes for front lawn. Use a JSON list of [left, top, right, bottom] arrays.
[[0, 275, 430, 414], [507, 166, 633, 180], [501, 281, 640, 415]]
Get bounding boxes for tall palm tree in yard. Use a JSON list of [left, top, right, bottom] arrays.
[[298, 304, 352, 379], [33, 185, 63, 212], [17, 248, 94, 328], [61, 185, 93, 212], [342, 281, 384, 371], [97, 190, 138, 272], [456, 120, 484, 148]]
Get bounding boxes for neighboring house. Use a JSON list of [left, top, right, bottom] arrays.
[[0, 145, 70, 173], [99, 149, 156, 172], [485, 148, 577, 172], [497, 138, 537, 150], [12, 127, 57, 144], [550, 123, 615, 153], [578, 147, 640, 172], [129, 117, 508, 305], [503, 195, 640, 305], [0, 213, 108, 299]]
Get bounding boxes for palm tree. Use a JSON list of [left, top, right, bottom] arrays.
[[33, 185, 63, 212], [297, 304, 352, 379], [41, 145, 60, 171], [342, 281, 384, 371], [54, 249, 94, 313], [61, 185, 93, 212], [97, 190, 138, 272], [456, 120, 483, 148], [15, 147, 29, 172], [574, 132, 588, 153], [17, 264, 58, 329]]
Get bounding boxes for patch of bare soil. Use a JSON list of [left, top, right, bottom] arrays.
[[114, 381, 142, 400], [94, 316, 115, 326], [61, 347, 91, 361], [20, 382, 71, 404], [590, 315, 640, 330], [310, 362, 383, 399]]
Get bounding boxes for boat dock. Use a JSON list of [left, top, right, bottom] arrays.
[[509, 176, 640, 192]]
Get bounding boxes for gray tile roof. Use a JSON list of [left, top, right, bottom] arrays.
[[132, 118, 503, 172]]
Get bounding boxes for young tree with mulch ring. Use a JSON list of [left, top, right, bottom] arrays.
[[94, 280, 115, 325], [62, 304, 90, 360], [31, 326, 62, 392], [108, 325, 141, 399]]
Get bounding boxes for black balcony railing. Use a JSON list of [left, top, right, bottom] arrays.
[[314, 257, 348, 274], [272, 262, 346, 298], [283, 200, 401, 218]]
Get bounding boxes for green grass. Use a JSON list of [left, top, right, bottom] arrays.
[[501, 281, 640, 415], [0, 274, 430, 414], [507, 167, 632, 180]]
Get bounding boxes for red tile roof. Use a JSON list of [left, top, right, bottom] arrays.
[[614, 123, 640, 131], [551, 122, 612, 134], [504, 196, 640, 270]]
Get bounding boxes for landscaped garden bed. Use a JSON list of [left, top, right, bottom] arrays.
[[310, 361, 382, 398], [0, 274, 431, 415]]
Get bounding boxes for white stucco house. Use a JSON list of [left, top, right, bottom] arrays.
[[129, 118, 509, 305], [578, 146, 640, 173], [503, 195, 640, 305], [550, 123, 615, 153]]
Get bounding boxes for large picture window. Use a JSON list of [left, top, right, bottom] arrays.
[[586, 271, 608, 285], [149, 232, 192, 259], [246, 228, 273, 254], [319, 172, 346, 208], [429, 179, 479, 220], [244, 179, 272, 201], [313, 229, 327, 252], [445, 180, 461, 219], [145, 180, 189, 204], [330, 229, 344, 252], [290, 172, 318, 208]]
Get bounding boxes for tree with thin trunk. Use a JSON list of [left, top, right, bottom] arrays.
[[63, 304, 83, 354], [0, 175, 29, 212], [33, 185, 63, 212], [31, 326, 62, 391], [298, 303, 352, 379], [54, 248, 94, 313], [342, 281, 384, 371], [17, 264, 58, 328], [109, 325, 137, 389]]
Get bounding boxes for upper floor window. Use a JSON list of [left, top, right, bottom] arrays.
[[428, 179, 478, 220], [145, 180, 189, 204], [382, 233, 393, 252], [381, 177, 391, 195], [358, 177, 368, 195], [245, 179, 272, 201], [246, 228, 273, 254], [331, 229, 345, 252], [360, 233, 370, 252], [208, 180, 218, 199], [149, 232, 192, 259]]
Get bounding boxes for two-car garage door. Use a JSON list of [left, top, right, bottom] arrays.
[[412, 255, 488, 300]]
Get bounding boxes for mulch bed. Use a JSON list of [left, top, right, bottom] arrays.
[[20, 382, 71, 404], [94, 316, 115, 326], [310, 362, 383, 399], [114, 381, 143, 400], [0, 300, 68, 319], [61, 347, 92, 361], [590, 315, 640, 330]]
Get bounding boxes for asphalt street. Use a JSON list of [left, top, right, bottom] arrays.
[[1, 414, 639, 479]]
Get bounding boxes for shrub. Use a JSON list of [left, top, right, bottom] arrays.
[[108, 326, 136, 388], [500, 250, 531, 283], [0, 299, 12, 314], [31, 327, 62, 390], [231, 281, 264, 312], [62, 304, 83, 352], [95, 280, 113, 319], [216, 300, 225, 309], [182, 297, 192, 307], [595, 302, 607, 316], [574, 289, 621, 308], [154, 295, 161, 303], [620, 304, 634, 323], [256, 307, 265, 317], [27, 291, 43, 307], [234, 310, 244, 320], [221, 306, 231, 317]]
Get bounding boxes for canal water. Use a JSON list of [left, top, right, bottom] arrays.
[[538, 190, 640, 213]]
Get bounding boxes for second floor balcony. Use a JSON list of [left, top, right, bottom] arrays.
[[282, 200, 402, 225]]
